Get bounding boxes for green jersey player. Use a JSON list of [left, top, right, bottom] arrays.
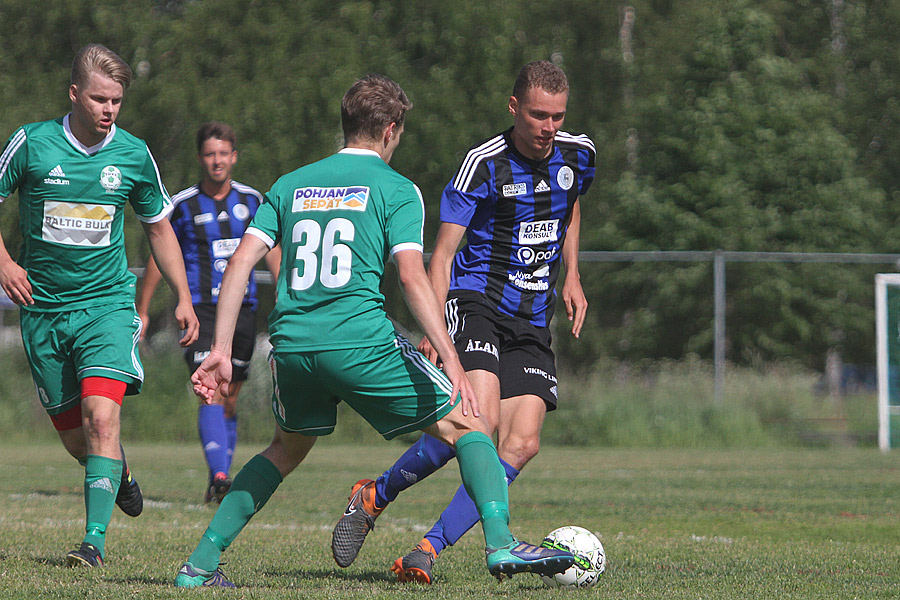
[[0, 44, 199, 568], [174, 74, 574, 588]]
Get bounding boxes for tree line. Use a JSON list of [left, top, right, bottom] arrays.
[[0, 0, 897, 370]]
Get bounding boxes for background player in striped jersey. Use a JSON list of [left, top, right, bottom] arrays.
[[0, 44, 199, 568], [329, 60, 594, 584], [173, 73, 573, 588], [136, 122, 280, 504]]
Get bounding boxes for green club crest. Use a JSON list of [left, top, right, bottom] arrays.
[[100, 165, 122, 192]]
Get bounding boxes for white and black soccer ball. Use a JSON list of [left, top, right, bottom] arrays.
[[539, 525, 606, 588]]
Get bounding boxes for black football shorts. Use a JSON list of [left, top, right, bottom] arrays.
[[445, 291, 559, 410]]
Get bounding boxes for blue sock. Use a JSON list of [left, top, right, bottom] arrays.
[[424, 458, 519, 555], [198, 404, 229, 480], [374, 434, 456, 507], [225, 415, 238, 475]]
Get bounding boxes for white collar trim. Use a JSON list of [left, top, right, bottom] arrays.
[[339, 147, 380, 158], [63, 114, 116, 155]]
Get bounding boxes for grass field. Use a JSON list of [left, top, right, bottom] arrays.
[[0, 441, 898, 599]]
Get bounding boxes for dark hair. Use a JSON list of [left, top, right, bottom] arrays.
[[196, 121, 237, 153], [512, 60, 569, 99], [341, 74, 412, 143], [71, 44, 132, 90]]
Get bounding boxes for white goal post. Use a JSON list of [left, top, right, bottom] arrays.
[[875, 274, 900, 451]]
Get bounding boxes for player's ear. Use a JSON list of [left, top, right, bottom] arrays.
[[382, 122, 396, 145], [69, 84, 79, 104], [508, 95, 518, 117]]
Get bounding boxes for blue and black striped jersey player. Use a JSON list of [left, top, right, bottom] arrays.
[[135, 122, 280, 503], [330, 60, 594, 583]]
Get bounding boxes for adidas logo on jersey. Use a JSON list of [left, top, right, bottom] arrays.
[[535, 179, 551, 193], [89, 477, 115, 494], [217, 210, 230, 221], [400, 469, 418, 484], [44, 165, 70, 186]]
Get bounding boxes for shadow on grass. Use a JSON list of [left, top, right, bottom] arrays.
[[109, 575, 173, 586], [262, 567, 396, 584], [32, 555, 67, 567], [30, 489, 66, 498]]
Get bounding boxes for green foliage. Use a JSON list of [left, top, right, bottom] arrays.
[[581, 1, 888, 367], [0, 0, 898, 369], [0, 345, 878, 449], [546, 358, 877, 448]]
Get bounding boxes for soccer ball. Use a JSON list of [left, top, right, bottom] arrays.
[[539, 526, 606, 588]]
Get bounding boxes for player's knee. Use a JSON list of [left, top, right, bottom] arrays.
[[499, 435, 540, 469], [83, 414, 119, 447], [427, 412, 489, 446], [266, 430, 316, 476]]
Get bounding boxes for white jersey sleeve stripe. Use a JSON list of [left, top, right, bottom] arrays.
[[389, 184, 425, 258], [390, 242, 424, 257], [413, 183, 425, 245], [0, 128, 26, 184], [453, 134, 507, 192], [170, 185, 200, 209], [555, 131, 596, 153], [134, 145, 173, 223], [246, 226, 276, 249], [146, 145, 171, 204], [231, 181, 264, 202]]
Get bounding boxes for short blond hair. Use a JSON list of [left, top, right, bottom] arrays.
[[71, 44, 132, 91]]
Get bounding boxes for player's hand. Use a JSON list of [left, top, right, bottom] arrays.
[[417, 336, 441, 366], [441, 357, 479, 418], [562, 275, 588, 339], [174, 301, 199, 347], [0, 258, 33, 306], [191, 349, 233, 402]]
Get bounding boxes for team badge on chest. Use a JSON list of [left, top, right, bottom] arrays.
[[100, 166, 122, 193], [557, 166, 574, 190]]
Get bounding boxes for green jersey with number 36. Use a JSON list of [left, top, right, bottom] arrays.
[[246, 148, 425, 351], [0, 116, 172, 311]]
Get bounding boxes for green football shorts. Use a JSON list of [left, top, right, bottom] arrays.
[[268, 334, 458, 439], [19, 303, 144, 416]]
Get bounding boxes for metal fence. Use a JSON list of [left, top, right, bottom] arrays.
[[580, 251, 900, 404], [4, 251, 900, 406]]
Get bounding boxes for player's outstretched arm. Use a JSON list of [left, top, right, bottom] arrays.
[[416, 222, 466, 364], [191, 233, 269, 402], [561, 198, 587, 338], [142, 219, 199, 346], [0, 226, 32, 305], [395, 248, 478, 417]]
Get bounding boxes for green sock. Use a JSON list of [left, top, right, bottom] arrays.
[[188, 454, 283, 572], [83, 455, 123, 557], [454, 432, 515, 550]]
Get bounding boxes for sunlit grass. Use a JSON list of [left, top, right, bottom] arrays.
[[0, 442, 898, 599]]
